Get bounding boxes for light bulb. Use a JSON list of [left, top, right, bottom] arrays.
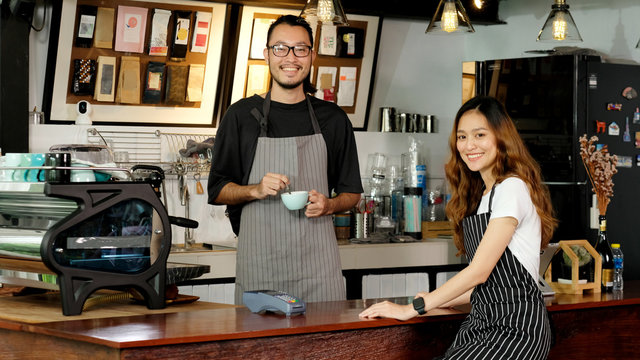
[[552, 12, 567, 40], [473, 0, 483, 9], [441, 1, 458, 33], [317, 0, 335, 23]]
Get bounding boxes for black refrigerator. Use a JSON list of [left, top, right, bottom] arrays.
[[474, 54, 640, 281]]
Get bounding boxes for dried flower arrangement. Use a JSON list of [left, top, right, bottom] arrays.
[[579, 135, 618, 215]]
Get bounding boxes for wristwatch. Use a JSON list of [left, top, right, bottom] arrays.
[[412, 297, 427, 315]]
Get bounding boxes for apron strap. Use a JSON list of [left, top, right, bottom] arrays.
[[250, 108, 266, 135], [305, 95, 321, 135], [487, 184, 497, 213], [474, 183, 497, 214], [251, 91, 321, 137], [249, 93, 271, 137]]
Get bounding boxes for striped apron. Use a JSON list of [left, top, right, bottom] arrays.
[[439, 186, 552, 360], [234, 92, 346, 304]]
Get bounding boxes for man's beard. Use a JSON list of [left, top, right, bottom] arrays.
[[269, 61, 308, 90], [273, 76, 305, 90]]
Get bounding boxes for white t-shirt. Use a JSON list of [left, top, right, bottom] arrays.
[[476, 177, 541, 282]]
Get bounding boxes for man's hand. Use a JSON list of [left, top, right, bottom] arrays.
[[305, 191, 361, 218], [305, 190, 330, 217], [252, 172, 289, 200]]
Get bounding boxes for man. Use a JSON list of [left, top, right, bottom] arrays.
[[208, 15, 363, 304]]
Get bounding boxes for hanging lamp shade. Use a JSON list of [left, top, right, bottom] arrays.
[[537, 0, 582, 42], [300, 0, 349, 26], [426, 0, 475, 34]]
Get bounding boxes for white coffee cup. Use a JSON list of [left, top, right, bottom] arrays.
[[281, 191, 310, 210]]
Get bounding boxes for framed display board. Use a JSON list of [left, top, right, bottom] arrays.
[[47, 0, 226, 125], [230, 6, 380, 130]]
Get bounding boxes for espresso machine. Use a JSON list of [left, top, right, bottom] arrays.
[[0, 179, 206, 315]]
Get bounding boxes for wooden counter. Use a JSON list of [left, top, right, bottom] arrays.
[[1, 282, 639, 359]]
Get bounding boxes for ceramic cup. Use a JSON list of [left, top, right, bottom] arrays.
[[45, 152, 71, 183], [25, 153, 45, 182], [0, 153, 22, 181], [11, 154, 32, 181], [0, 157, 10, 182], [71, 164, 96, 182], [281, 191, 310, 210]]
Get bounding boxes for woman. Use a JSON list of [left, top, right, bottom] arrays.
[[359, 96, 557, 360]]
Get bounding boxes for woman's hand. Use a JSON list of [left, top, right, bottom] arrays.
[[358, 301, 418, 321]]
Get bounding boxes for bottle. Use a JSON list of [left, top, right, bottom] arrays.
[[368, 173, 386, 219], [595, 216, 614, 292], [612, 243, 624, 291], [403, 187, 422, 239], [389, 174, 404, 235]]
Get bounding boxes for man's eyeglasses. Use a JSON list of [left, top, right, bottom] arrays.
[[268, 44, 312, 57]]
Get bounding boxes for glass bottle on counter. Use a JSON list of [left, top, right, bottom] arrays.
[[612, 243, 623, 291], [388, 167, 404, 235], [595, 215, 614, 292]]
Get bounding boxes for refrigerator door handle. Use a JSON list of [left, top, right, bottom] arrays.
[[543, 181, 588, 186]]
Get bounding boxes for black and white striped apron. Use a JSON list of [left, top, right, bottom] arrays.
[[439, 186, 552, 360], [234, 92, 345, 304]]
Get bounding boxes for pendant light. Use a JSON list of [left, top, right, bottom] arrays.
[[537, 0, 582, 42], [426, 0, 475, 34], [300, 0, 349, 26]]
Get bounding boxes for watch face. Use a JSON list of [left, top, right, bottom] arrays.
[[413, 297, 426, 314]]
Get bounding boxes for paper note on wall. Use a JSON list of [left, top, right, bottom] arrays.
[[250, 18, 275, 59], [191, 12, 212, 53], [246, 64, 270, 97], [337, 67, 357, 107], [315, 66, 337, 101], [186, 64, 206, 102], [116, 56, 141, 104], [114, 6, 147, 53], [94, 56, 116, 102], [319, 24, 337, 56]]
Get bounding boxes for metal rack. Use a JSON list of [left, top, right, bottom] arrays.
[[86, 128, 214, 176], [86, 128, 214, 250]]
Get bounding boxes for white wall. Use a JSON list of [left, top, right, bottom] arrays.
[[358, 0, 640, 181], [28, 0, 640, 187], [358, 18, 464, 180]]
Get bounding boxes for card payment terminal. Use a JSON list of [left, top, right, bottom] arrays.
[[242, 290, 306, 316]]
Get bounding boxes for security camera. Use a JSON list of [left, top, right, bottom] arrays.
[[76, 100, 92, 125]]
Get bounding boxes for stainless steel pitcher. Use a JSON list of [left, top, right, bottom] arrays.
[[379, 107, 395, 132]]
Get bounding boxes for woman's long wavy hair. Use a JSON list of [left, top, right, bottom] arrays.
[[445, 96, 557, 255]]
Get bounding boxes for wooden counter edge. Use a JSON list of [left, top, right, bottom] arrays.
[[2, 283, 640, 350]]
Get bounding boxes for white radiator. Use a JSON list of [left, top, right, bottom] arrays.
[[178, 271, 460, 304], [178, 283, 236, 304], [362, 272, 459, 299]]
